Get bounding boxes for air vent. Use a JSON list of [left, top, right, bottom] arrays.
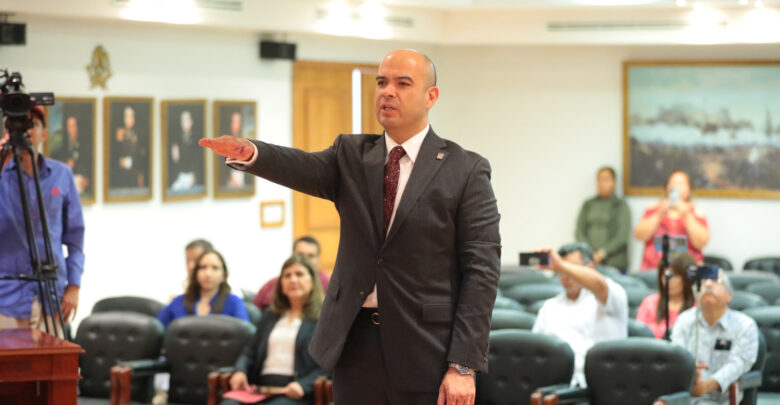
[[314, 8, 414, 28], [547, 19, 726, 31], [113, 0, 244, 13]]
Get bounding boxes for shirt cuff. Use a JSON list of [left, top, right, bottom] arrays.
[[225, 142, 258, 167]]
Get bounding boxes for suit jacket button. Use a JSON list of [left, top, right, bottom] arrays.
[[359, 291, 365, 296], [377, 258, 383, 265]]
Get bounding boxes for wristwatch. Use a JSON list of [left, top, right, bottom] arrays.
[[449, 362, 475, 376]]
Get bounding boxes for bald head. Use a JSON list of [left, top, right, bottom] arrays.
[[381, 49, 437, 88]]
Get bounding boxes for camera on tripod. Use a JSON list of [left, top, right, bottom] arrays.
[[686, 264, 719, 284], [0, 69, 54, 133]]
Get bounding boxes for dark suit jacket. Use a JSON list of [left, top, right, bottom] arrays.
[[236, 128, 501, 392], [234, 309, 326, 397]]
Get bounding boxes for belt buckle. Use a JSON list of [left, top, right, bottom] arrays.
[[370, 311, 380, 326]]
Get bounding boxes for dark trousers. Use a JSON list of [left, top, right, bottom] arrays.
[[333, 308, 439, 405]]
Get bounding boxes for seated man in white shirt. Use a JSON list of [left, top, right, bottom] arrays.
[[671, 270, 759, 405], [532, 242, 628, 387]]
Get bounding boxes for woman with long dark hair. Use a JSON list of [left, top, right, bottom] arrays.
[[222, 254, 326, 405], [636, 253, 696, 338], [157, 250, 249, 328]]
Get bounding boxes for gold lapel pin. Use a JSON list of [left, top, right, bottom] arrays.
[[436, 152, 445, 160]]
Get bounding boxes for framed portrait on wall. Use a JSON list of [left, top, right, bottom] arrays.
[[103, 97, 154, 202], [161, 99, 207, 201], [44, 97, 97, 205], [213, 100, 256, 198], [624, 60, 780, 199]]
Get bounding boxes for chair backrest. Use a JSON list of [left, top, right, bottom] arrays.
[[493, 295, 525, 311], [741, 332, 767, 405], [525, 300, 546, 315], [633, 270, 658, 289], [166, 315, 255, 404], [704, 255, 734, 271], [243, 301, 262, 326], [727, 271, 780, 291], [490, 308, 536, 330], [498, 267, 556, 291], [627, 319, 655, 338], [475, 329, 574, 405], [503, 283, 563, 307], [75, 311, 164, 400], [730, 291, 769, 311], [744, 307, 780, 392], [584, 337, 695, 405], [607, 274, 647, 289], [745, 284, 780, 307], [743, 257, 780, 276], [92, 296, 166, 318]]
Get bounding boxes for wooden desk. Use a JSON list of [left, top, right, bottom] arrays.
[[0, 328, 83, 405]]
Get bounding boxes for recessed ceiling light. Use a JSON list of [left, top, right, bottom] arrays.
[[739, 0, 749, 4], [676, 0, 687, 7]]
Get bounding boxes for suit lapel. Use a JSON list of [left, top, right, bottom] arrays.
[[363, 138, 386, 242], [384, 128, 448, 247]]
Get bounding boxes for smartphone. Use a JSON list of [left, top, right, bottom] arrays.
[[669, 188, 681, 204], [519, 252, 550, 266], [686, 264, 719, 281], [653, 235, 687, 253]]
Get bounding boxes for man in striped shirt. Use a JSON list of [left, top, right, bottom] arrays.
[[671, 271, 759, 404]]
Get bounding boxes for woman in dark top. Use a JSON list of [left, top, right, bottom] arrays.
[[157, 250, 249, 328], [221, 255, 326, 405], [575, 167, 631, 271]]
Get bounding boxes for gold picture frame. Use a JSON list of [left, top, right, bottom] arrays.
[[161, 99, 208, 202], [44, 97, 98, 205], [103, 97, 154, 202], [624, 60, 780, 199], [212, 100, 257, 199], [260, 200, 285, 228]]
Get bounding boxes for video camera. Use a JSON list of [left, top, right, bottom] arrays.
[[687, 264, 719, 284], [0, 69, 54, 134]]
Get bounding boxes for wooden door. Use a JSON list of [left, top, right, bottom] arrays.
[[292, 61, 378, 274]]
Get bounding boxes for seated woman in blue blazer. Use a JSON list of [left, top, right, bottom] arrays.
[[158, 250, 249, 328], [221, 254, 326, 405]]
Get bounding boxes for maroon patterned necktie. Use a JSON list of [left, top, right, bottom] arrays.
[[383, 146, 406, 235]]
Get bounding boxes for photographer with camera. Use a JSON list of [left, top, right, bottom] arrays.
[[671, 270, 759, 404], [0, 105, 85, 331], [634, 170, 710, 271]]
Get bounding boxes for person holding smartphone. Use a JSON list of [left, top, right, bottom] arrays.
[[634, 170, 710, 271]]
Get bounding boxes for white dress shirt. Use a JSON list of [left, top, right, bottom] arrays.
[[532, 278, 628, 387], [261, 313, 303, 377], [362, 125, 429, 308]]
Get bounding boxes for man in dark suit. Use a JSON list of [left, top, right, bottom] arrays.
[[201, 49, 501, 405]]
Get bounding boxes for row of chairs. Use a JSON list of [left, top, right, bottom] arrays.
[[704, 255, 780, 275]]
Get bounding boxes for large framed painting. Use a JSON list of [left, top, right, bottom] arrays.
[[45, 97, 97, 205], [104, 97, 154, 202], [624, 60, 780, 199], [213, 100, 256, 198], [161, 99, 207, 201]]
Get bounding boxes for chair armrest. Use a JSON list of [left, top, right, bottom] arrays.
[[314, 376, 328, 405], [116, 358, 168, 376], [654, 391, 691, 405], [530, 384, 572, 405], [738, 370, 762, 390], [547, 386, 590, 405]]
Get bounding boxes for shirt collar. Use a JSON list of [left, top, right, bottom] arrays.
[[697, 308, 731, 330], [3, 154, 50, 176], [384, 124, 429, 164]]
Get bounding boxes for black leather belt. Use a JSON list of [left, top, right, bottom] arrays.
[[358, 307, 380, 326]]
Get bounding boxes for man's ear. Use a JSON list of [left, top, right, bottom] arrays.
[[425, 86, 439, 109]]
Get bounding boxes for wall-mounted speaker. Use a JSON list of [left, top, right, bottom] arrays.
[[259, 40, 296, 60], [0, 23, 26, 46]]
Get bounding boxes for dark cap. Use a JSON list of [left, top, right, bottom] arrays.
[[30, 105, 46, 127]]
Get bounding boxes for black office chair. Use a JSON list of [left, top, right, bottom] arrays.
[[627, 319, 655, 338], [744, 307, 780, 402], [704, 255, 734, 271], [243, 301, 262, 326], [743, 257, 780, 277], [498, 266, 556, 292], [625, 287, 653, 319], [112, 315, 255, 404], [92, 296, 166, 318], [503, 283, 563, 308], [607, 274, 647, 290], [534, 337, 695, 405], [633, 269, 659, 290], [490, 308, 536, 330], [525, 300, 547, 315], [75, 311, 164, 404], [727, 271, 780, 291], [745, 284, 780, 307], [475, 329, 574, 405], [494, 295, 525, 311], [730, 291, 769, 312]]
